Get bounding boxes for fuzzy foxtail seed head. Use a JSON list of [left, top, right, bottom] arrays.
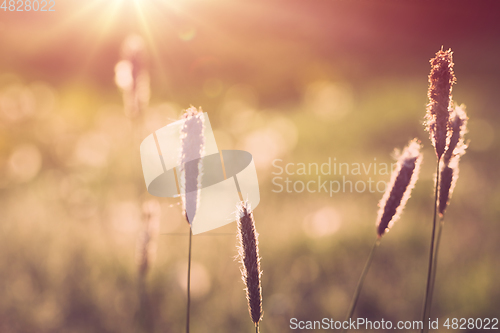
[[179, 107, 205, 225], [425, 48, 456, 159], [376, 139, 422, 237], [236, 202, 262, 326]]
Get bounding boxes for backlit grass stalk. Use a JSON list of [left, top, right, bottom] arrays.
[[179, 107, 205, 333], [115, 34, 150, 173], [115, 34, 150, 121], [425, 105, 468, 331], [342, 140, 422, 332], [116, 35, 156, 332], [421, 49, 458, 333], [376, 139, 422, 238], [420, 159, 440, 333], [425, 48, 455, 160], [342, 239, 379, 328], [237, 202, 263, 332], [136, 200, 160, 332]]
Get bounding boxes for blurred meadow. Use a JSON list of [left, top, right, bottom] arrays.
[[1, 0, 500, 332]]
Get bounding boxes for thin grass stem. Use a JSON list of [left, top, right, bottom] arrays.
[[427, 216, 445, 324], [186, 230, 192, 333], [256, 323, 259, 333], [341, 238, 380, 333], [421, 159, 440, 333]]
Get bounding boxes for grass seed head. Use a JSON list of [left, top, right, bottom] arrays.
[[438, 104, 468, 217], [376, 139, 422, 237], [438, 164, 456, 217], [180, 107, 205, 225], [236, 201, 262, 326], [114, 34, 150, 119], [425, 48, 456, 159], [443, 104, 468, 165]]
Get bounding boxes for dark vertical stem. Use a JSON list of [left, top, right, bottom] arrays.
[[341, 238, 380, 333], [421, 158, 440, 333], [186, 230, 192, 333], [428, 216, 445, 322], [256, 323, 259, 333]]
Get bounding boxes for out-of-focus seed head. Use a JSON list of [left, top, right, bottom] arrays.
[[438, 164, 456, 217], [443, 104, 468, 165], [438, 104, 468, 217], [376, 139, 422, 237], [114, 34, 150, 118]]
